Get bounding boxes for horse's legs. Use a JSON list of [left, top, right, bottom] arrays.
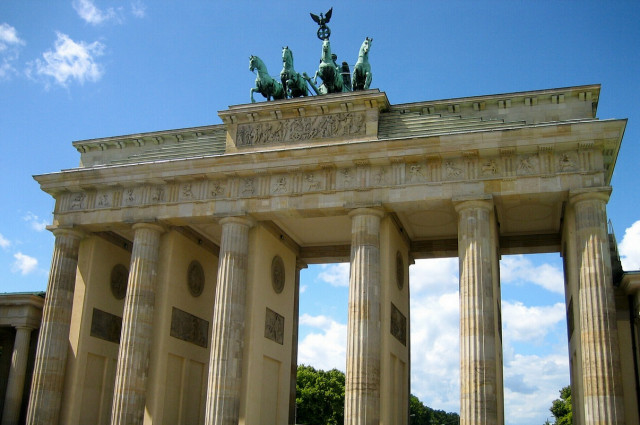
[[365, 72, 372, 90], [250, 87, 256, 103]]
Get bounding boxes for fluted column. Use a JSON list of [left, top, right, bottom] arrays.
[[205, 216, 254, 425], [26, 228, 83, 425], [289, 260, 306, 425], [110, 223, 164, 425], [345, 208, 383, 425], [455, 199, 501, 425], [2, 326, 34, 425], [571, 189, 625, 425]]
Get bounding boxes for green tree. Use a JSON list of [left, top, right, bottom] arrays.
[[296, 365, 345, 425], [546, 385, 572, 425], [295, 365, 459, 425]]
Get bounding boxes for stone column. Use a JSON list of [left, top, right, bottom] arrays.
[[204, 216, 254, 425], [26, 228, 83, 425], [455, 199, 501, 425], [2, 326, 34, 425], [289, 260, 306, 425], [110, 223, 164, 425], [570, 189, 625, 424], [345, 208, 383, 425]]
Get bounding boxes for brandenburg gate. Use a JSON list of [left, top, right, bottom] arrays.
[[25, 83, 638, 425]]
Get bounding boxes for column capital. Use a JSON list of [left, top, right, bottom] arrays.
[[569, 186, 612, 205], [131, 222, 166, 234], [219, 215, 256, 228], [453, 194, 493, 214], [347, 207, 385, 219], [50, 227, 85, 240]]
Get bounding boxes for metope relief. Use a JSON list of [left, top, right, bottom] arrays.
[[69, 192, 87, 210], [208, 180, 227, 198], [271, 176, 289, 194], [517, 155, 539, 175], [96, 191, 113, 208], [236, 112, 366, 147], [558, 152, 578, 172], [444, 160, 463, 180], [408, 163, 427, 182], [304, 173, 323, 191], [122, 187, 141, 206]]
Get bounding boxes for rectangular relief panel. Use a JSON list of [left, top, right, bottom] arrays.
[[90, 308, 122, 344], [390, 302, 407, 346], [264, 307, 285, 345], [170, 307, 209, 348]]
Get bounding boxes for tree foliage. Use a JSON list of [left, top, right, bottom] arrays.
[[545, 385, 572, 425], [295, 365, 459, 425], [410, 394, 460, 425], [296, 365, 345, 425]]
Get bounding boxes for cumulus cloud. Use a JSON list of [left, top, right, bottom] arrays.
[[0, 23, 25, 79], [28, 32, 105, 87], [0, 233, 10, 249], [501, 301, 565, 345], [23, 212, 48, 232], [619, 220, 640, 271], [73, 0, 121, 25], [503, 352, 569, 424], [409, 258, 461, 412], [12, 252, 38, 275], [298, 313, 347, 372], [501, 254, 564, 294], [317, 262, 349, 287]]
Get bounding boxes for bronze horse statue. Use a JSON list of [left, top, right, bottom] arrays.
[[305, 38, 344, 95], [249, 55, 285, 103], [352, 37, 372, 91], [280, 47, 308, 98]]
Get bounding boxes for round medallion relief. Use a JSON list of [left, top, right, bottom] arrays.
[[396, 251, 404, 290], [271, 255, 285, 294], [110, 264, 129, 300], [187, 260, 205, 297]]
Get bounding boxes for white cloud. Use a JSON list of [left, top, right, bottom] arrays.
[[73, 0, 120, 25], [0, 23, 24, 51], [23, 212, 48, 232], [501, 301, 565, 345], [0, 233, 10, 249], [12, 252, 38, 275], [298, 313, 347, 371], [619, 220, 640, 271], [29, 32, 105, 87], [131, 1, 147, 18], [500, 255, 564, 294], [317, 262, 349, 287], [0, 23, 25, 79], [503, 352, 569, 424]]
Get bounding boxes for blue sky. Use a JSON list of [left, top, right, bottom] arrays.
[[1, 1, 640, 424]]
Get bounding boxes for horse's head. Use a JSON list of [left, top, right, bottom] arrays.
[[282, 46, 293, 67], [321, 38, 332, 62], [360, 37, 372, 56], [249, 55, 257, 72]]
